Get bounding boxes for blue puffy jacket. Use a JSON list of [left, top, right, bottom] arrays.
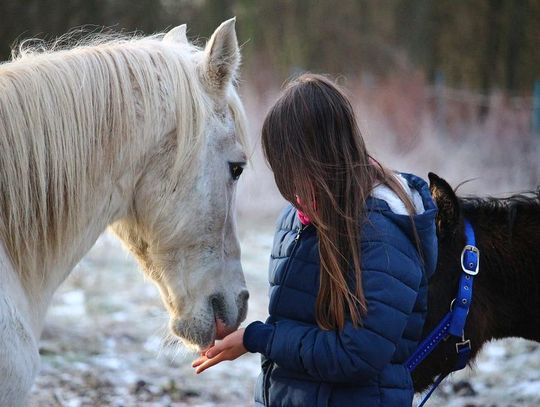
[[243, 173, 438, 406]]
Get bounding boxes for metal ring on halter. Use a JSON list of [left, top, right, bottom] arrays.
[[449, 298, 456, 311]]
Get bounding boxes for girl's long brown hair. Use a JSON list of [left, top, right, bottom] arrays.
[[262, 74, 417, 330]]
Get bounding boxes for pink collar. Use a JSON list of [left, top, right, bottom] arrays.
[[295, 195, 314, 225], [297, 209, 311, 225]]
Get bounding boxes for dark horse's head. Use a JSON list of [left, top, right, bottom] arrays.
[[413, 172, 540, 392]]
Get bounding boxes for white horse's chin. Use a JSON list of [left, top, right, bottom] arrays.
[[179, 338, 210, 353], [170, 315, 240, 351], [169, 316, 216, 350], [167, 290, 248, 349]]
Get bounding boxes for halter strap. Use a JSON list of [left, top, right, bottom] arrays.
[[449, 219, 479, 336], [406, 218, 479, 406]]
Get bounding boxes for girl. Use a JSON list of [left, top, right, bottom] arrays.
[[192, 74, 437, 406]]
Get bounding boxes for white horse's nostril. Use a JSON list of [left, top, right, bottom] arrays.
[[236, 290, 249, 325], [210, 294, 225, 313], [238, 290, 249, 303]]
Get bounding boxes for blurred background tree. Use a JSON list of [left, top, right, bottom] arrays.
[[0, 0, 538, 94]]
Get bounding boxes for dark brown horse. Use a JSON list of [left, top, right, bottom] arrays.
[[413, 173, 540, 393]]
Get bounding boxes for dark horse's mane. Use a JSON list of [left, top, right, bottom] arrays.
[[461, 189, 540, 210], [413, 174, 540, 394], [460, 189, 540, 230]]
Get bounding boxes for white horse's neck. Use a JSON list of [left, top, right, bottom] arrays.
[[0, 151, 144, 407], [7, 144, 147, 338]]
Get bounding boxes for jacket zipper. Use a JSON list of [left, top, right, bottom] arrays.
[[295, 224, 306, 241], [263, 224, 306, 406], [272, 224, 306, 309]]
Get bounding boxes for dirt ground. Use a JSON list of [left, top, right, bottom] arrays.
[[29, 226, 540, 407]]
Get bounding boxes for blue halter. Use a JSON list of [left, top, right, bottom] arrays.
[[406, 219, 480, 406]]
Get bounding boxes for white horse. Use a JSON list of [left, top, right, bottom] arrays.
[[0, 19, 249, 406]]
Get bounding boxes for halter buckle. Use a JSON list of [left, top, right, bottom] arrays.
[[461, 245, 480, 275], [455, 339, 471, 353]]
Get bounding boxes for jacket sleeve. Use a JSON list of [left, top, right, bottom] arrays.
[[243, 238, 424, 384]]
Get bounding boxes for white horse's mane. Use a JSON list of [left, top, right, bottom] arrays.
[[0, 32, 247, 281]]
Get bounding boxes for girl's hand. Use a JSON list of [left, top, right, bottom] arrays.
[[191, 328, 247, 374]]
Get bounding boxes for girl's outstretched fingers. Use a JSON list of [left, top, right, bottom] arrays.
[[191, 354, 208, 369], [191, 328, 247, 374]]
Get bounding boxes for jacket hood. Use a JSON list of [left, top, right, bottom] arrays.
[[366, 173, 438, 279]]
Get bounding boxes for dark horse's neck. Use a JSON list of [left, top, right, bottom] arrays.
[[413, 191, 540, 392]]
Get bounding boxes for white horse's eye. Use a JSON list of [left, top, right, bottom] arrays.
[[228, 162, 245, 181]]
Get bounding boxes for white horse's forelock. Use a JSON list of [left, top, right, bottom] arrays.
[[0, 31, 246, 283]]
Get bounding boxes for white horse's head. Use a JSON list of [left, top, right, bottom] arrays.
[[112, 19, 248, 350]]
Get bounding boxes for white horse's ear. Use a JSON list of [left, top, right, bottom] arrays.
[[163, 24, 188, 44], [202, 17, 239, 94]]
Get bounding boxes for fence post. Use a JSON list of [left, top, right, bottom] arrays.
[[532, 79, 540, 137]]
